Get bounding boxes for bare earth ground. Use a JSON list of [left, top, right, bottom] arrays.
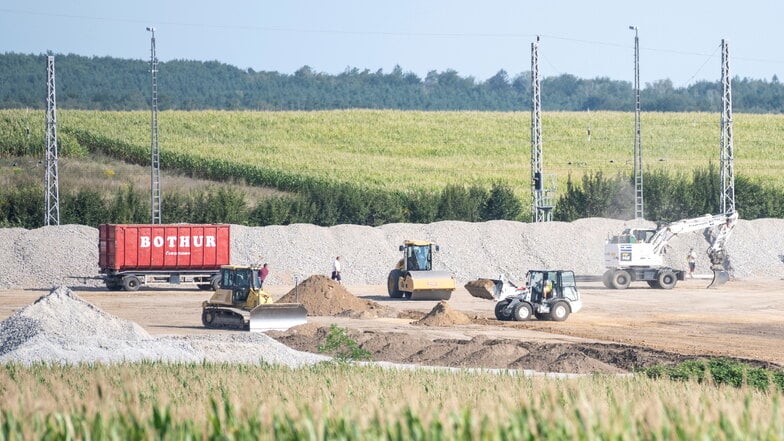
[[1, 276, 782, 373]]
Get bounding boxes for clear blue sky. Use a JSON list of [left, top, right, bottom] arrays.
[[2, 1, 782, 86]]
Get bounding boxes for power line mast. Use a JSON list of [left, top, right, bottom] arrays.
[[44, 55, 60, 226], [720, 38, 735, 215], [630, 25, 643, 220], [530, 36, 554, 222], [147, 26, 162, 224]]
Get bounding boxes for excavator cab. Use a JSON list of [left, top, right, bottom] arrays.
[[202, 265, 306, 331]]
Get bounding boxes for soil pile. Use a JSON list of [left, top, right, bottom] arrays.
[[272, 326, 690, 374], [415, 300, 473, 326], [277, 275, 394, 318]]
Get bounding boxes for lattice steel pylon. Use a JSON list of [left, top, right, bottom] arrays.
[[630, 25, 643, 220], [44, 55, 60, 226], [147, 27, 162, 224], [720, 38, 735, 215], [530, 37, 554, 222]]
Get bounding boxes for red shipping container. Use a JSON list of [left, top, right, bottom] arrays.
[[99, 224, 230, 272]]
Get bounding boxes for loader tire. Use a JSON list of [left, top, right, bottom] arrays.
[[602, 270, 613, 288], [512, 303, 533, 321], [387, 270, 404, 298], [494, 300, 512, 321], [548, 302, 570, 322], [610, 270, 631, 290], [657, 270, 677, 289], [122, 276, 141, 291]]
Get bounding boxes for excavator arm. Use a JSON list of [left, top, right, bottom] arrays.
[[648, 212, 738, 287]]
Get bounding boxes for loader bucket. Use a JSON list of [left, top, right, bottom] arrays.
[[249, 303, 307, 332], [707, 270, 729, 289], [464, 279, 498, 300]]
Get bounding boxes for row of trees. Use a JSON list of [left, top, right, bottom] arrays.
[[3, 167, 782, 229], [1, 52, 783, 112]]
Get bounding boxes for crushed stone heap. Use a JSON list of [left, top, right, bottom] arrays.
[[0, 286, 328, 366], [276, 275, 394, 318], [415, 300, 473, 327]]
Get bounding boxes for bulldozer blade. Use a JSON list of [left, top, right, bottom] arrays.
[[464, 279, 498, 300], [249, 303, 307, 332], [707, 270, 730, 289]]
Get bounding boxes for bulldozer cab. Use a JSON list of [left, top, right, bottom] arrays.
[[401, 241, 436, 271], [210, 265, 268, 309]]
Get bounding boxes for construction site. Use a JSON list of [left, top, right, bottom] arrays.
[[0, 219, 782, 374]]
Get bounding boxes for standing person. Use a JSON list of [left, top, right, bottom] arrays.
[[331, 256, 342, 284], [259, 263, 269, 288], [687, 248, 697, 278]]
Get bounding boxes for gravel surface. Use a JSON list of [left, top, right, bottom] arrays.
[[0, 286, 329, 366], [0, 218, 781, 290]]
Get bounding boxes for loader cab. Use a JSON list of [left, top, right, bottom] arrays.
[[400, 241, 437, 272], [219, 265, 261, 304], [527, 270, 580, 304]]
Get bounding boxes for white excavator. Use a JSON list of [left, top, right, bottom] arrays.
[[603, 211, 739, 289]]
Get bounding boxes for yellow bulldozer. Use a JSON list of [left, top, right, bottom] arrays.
[[387, 240, 456, 300], [201, 265, 307, 331]]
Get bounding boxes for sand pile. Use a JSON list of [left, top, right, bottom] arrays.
[[0, 286, 328, 366], [415, 300, 473, 326], [277, 275, 394, 318]]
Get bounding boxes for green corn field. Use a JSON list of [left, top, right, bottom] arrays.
[[0, 362, 782, 440], [2, 109, 783, 198]]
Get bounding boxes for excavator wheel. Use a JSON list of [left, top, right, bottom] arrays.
[[602, 270, 613, 288], [387, 270, 404, 298], [548, 302, 570, 322], [657, 270, 677, 289], [512, 303, 532, 321], [610, 270, 632, 290], [494, 300, 512, 321]]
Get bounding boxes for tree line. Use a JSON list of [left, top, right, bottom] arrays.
[[3, 166, 782, 229], [1, 52, 783, 113]]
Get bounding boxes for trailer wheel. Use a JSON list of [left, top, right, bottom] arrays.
[[512, 303, 533, 321], [657, 270, 677, 289], [387, 270, 404, 298], [210, 275, 221, 291], [610, 270, 631, 290], [602, 270, 613, 288], [549, 302, 570, 321], [122, 276, 140, 291], [494, 300, 512, 321]]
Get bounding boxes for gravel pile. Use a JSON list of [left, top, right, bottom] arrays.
[[0, 286, 329, 366], [0, 218, 782, 290]]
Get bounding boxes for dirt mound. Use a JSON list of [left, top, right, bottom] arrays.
[[464, 279, 497, 300], [414, 301, 473, 326], [277, 275, 394, 318], [270, 326, 691, 374]]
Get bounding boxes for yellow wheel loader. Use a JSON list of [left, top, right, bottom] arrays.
[[201, 265, 306, 331], [387, 240, 456, 300]]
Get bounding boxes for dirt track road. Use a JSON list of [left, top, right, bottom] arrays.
[[2, 277, 783, 367]]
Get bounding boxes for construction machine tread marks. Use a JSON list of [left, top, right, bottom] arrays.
[[387, 269, 404, 298]]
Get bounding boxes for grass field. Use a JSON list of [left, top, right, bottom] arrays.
[[1, 362, 782, 439], [4, 109, 782, 198]]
